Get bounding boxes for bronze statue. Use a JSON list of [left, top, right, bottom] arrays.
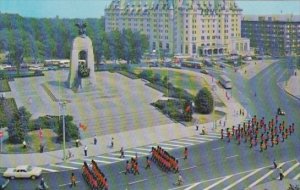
[[75, 22, 87, 36]]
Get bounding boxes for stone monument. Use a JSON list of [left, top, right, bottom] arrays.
[[67, 22, 96, 91]]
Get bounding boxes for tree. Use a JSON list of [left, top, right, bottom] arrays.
[[194, 87, 214, 114], [7, 106, 31, 144], [138, 70, 153, 81], [56, 115, 79, 142]]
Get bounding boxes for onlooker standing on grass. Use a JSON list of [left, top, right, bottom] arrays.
[[84, 145, 88, 156]]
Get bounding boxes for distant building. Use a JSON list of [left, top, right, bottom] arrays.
[[242, 15, 300, 56], [105, 0, 251, 57]]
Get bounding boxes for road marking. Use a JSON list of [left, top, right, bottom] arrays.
[[189, 136, 214, 141], [184, 182, 201, 190], [180, 138, 206, 143], [125, 150, 149, 156], [128, 178, 148, 185], [225, 155, 238, 159], [180, 165, 197, 171], [96, 155, 124, 161], [110, 153, 136, 158], [159, 143, 184, 147], [119, 170, 125, 174], [50, 164, 78, 170], [147, 145, 173, 150], [169, 140, 194, 145], [68, 161, 83, 165], [58, 181, 80, 187], [248, 162, 285, 188], [83, 158, 113, 164], [134, 147, 151, 152], [168, 176, 225, 190], [38, 167, 58, 172], [223, 168, 263, 190], [277, 162, 300, 179], [293, 173, 300, 180], [203, 175, 232, 190], [213, 147, 224, 150]]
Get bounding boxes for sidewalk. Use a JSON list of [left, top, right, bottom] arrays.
[[284, 70, 300, 100], [0, 69, 247, 168]]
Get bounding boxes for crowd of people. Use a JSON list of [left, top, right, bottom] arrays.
[[82, 160, 108, 190], [151, 146, 179, 173], [220, 113, 295, 152]]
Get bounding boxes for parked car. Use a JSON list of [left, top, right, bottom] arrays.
[[0, 177, 9, 189], [220, 64, 226, 68], [3, 165, 42, 179]]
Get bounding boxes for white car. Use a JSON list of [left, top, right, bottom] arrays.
[[3, 165, 42, 179]]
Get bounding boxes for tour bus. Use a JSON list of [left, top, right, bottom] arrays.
[[219, 75, 232, 89]]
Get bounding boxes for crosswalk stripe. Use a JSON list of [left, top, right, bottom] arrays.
[[38, 167, 58, 172], [83, 158, 114, 164], [199, 134, 220, 138], [169, 140, 194, 145], [125, 150, 149, 156], [50, 164, 78, 170], [96, 155, 124, 161], [223, 168, 263, 190], [283, 162, 300, 176], [147, 145, 173, 150], [134, 147, 151, 152], [110, 153, 136, 158], [203, 175, 232, 190], [248, 162, 285, 188], [68, 161, 83, 165], [207, 133, 221, 137], [189, 136, 214, 141], [159, 143, 184, 147], [293, 173, 300, 180], [180, 138, 206, 143]]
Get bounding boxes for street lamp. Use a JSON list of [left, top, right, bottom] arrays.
[[59, 101, 67, 162], [212, 84, 217, 131]]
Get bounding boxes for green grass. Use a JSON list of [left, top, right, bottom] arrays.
[[0, 79, 11, 92]]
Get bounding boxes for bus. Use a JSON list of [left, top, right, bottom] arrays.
[[219, 75, 232, 89]]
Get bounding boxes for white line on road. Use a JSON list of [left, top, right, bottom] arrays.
[[38, 167, 58, 172], [168, 176, 225, 190], [110, 153, 136, 158], [213, 147, 224, 150], [125, 150, 149, 156], [169, 140, 194, 146], [134, 147, 151, 152], [203, 175, 232, 190], [180, 165, 197, 171], [276, 162, 300, 179], [225, 155, 238, 159], [50, 164, 78, 170], [83, 158, 113, 164], [180, 138, 206, 143], [189, 136, 214, 141], [147, 145, 173, 150], [68, 161, 83, 165], [248, 162, 286, 188], [293, 173, 300, 180], [128, 179, 148, 185], [159, 143, 184, 147], [223, 168, 263, 190], [96, 155, 124, 161], [58, 181, 80, 187], [184, 182, 201, 190]]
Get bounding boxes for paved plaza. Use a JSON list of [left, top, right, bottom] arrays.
[[8, 70, 173, 138]]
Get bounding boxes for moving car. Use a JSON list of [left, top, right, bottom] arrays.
[[200, 69, 209, 75], [3, 165, 42, 179], [0, 177, 9, 189]]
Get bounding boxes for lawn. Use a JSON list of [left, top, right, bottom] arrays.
[[0, 79, 11, 92]]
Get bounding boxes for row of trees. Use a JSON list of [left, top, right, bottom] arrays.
[[0, 13, 149, 72]]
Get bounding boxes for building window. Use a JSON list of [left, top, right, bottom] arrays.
[[152, 42, 156, 50], [192, 44, 196, 54], [166, 43, 169, 49]]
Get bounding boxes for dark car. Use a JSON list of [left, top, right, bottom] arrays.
[[220, 64, 226, 68], [0, 177, 9, 190], [200, 69, 209, 74]]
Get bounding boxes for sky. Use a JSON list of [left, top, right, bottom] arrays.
[[0, 0, 299, 18]]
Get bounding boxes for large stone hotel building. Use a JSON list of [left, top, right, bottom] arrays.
[[105, 0, 251, 57]]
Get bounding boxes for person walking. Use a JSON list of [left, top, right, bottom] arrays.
[[110, 137, 114, 148], [93, 136, 97, 145], [145, 156, 151, 169], [70, 172, 76, 187], [279, 167, 284, 180], [120, 147, 125, 158], [183, 147, 188, 160], [273, 159, 277, 169], [124, 161, 131, 175], [84, 145, 88, 156]]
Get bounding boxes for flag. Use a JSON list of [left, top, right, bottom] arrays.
[[79, 123, 87, 131], [185, 105, 191, 113]]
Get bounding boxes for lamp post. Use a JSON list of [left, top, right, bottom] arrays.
[[59, 101, 67, 162], [212, 84, 217, 131]]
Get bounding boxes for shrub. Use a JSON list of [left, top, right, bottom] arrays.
[[55, 115, 80, 142], [138, 70, 153, 81], [194, 87, 214, 114]]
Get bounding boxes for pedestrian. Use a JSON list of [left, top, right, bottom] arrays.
[[260, 142, 263, 152], [124, 160, 131, 175], [221, 129, 224, 139], [279, 167, 284, 180], [133, 162, 140, 175], [70, 172, 76, 187], [23, 140, 27, 149], [84, 145, 88, 156], [76, 139, 80, 147], [184, 147, 188, 160], [273, 160, 277, 169], [120, 147, 125, 158], [39, 144, 44, 153], [145, 156, 151, 169], [196, 125, 199, 131], [93, 136, 97, 145], [111, 137, 114, 148]]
